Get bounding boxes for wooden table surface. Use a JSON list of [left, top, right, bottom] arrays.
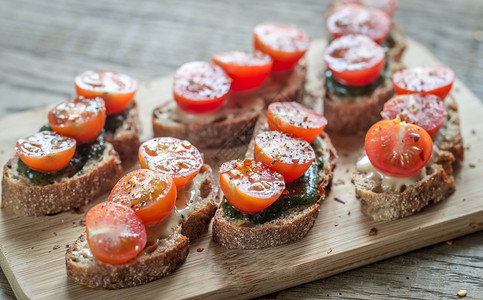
[[1, 0, 482, 298]]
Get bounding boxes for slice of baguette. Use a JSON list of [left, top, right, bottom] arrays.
[[152, 64, 306, 149], [66, 164, 218, 289], [323, 76, 395, 135], [104, 100, 141, 164], [212, 116, 337, 249], [352, 150, 456, 222], [433, 95, 464, 167], [1, 142, 123, 216]]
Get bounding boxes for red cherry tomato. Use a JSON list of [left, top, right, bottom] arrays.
[[219, 159, 285, 213], [392, 66, 455, 100], [365, 119, 433, 177], [327, 4, 391, 45], [341, 0, 398, 18], [86, 202, 147, 265], [139, 137, 203, 189], [381, 94, 447, 137], [48, 96, 106, 143], [16, 131, 76, 173], [75, 70, 138, 115], [254, 131, 315, 182], [267, 102, 327, 143], [173, 61, 231, 114], [109, 169, 177, 226], [253, 23, 311, 72], [324, 34, 385, 86], [212, 51, 272, 91]]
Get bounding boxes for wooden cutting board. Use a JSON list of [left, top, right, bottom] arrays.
[[0, 38, 482, 300]]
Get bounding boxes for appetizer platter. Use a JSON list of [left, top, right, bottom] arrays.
[[1, 0, 483, 291]]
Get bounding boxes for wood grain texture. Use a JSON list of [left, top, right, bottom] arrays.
[[0, 38, 482, 299], [1, 0, 483, 298]]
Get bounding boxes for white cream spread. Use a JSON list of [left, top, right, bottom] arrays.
[[356, 155, 426, 193]]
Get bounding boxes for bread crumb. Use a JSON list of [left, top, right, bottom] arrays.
[[196, 248, 204, 252], [469, 163, 476, 168], [347, 211, 351, 216], [53, 245, 60, 250], [74, 207, 84, 214], [334, 223, 339, 227], [327, 248, 333, 254], [334, 197, 346, 204], [369, 227, 378, 236], [457, 290, 467, 297], [446, 239, 454, 245], [79, 219, 86, 226], [53, 232, 57, 236]]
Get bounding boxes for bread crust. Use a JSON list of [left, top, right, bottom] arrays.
[[66, 231, 189, 289], [152, 64, 306, 149], [66, 164, 217, 288], [353, 163, 456, 222], [433, 95, 464, 166], [212, 116, 337, 249], [323, 78, 394, 135], [388, 23, 407, 62], [104, 100, 141, 164], [1, 143, 123, 216]]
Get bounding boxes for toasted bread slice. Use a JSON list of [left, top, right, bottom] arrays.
[[104, 101, 141, 164], [433, 95, 464, 167], [66, 164, 218, 289], [352, 150, 456, 222], [152, 64, 306, 149], [1, 142, 123, 216], [212, 116, 337, 249], [324, 76, 395, 135]]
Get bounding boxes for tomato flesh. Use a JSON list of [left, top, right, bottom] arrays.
[[219, 159, 285, 213], [16, 131, 76, 173], [86, 202, 147, 265], [109, 169, 177, 226], [173, 61, 230, 114], [212, 51, 272, 91], [254, 131, 315, 182], [365, 119, 433, 177], [324, 34, 385, 86], [48, 96, 106, 143], [392, 66, 455, 100], [381, 94, 447, 137], [327, 4, 391, 45], [139, 137, 203, 189], [253, 23, 311, 72], [267, 102, 327, 143], [75, 70, 137, 115], [341, 0, 398, 18]]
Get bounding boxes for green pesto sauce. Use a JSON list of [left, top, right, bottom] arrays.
[[17, 135, 105, 186], [104, 103, 132, 133], [222, 137, 326, 226]]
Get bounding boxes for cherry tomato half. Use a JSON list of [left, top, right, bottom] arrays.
[[324, 34, 385, 86], [267, 102, 327, 143], [254, 131, 315, 182], [219, 159, 285, 213], [341, 0, 398, 18], [109, 169, 177, 226], [139, 137, 203, 189], [327, 4, 391, 45], [392, 66, 455, 100], [253, 23, 311, 72], [381, 94, 447, 137], [48, 96, 106, 143], [16, 131, 76, 173], [212, 51, 272, 91], [75, 70, 138, 115], [173, 61, 231, 114], [86, 202, 147, 265], [365, 119, 433, 177]]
